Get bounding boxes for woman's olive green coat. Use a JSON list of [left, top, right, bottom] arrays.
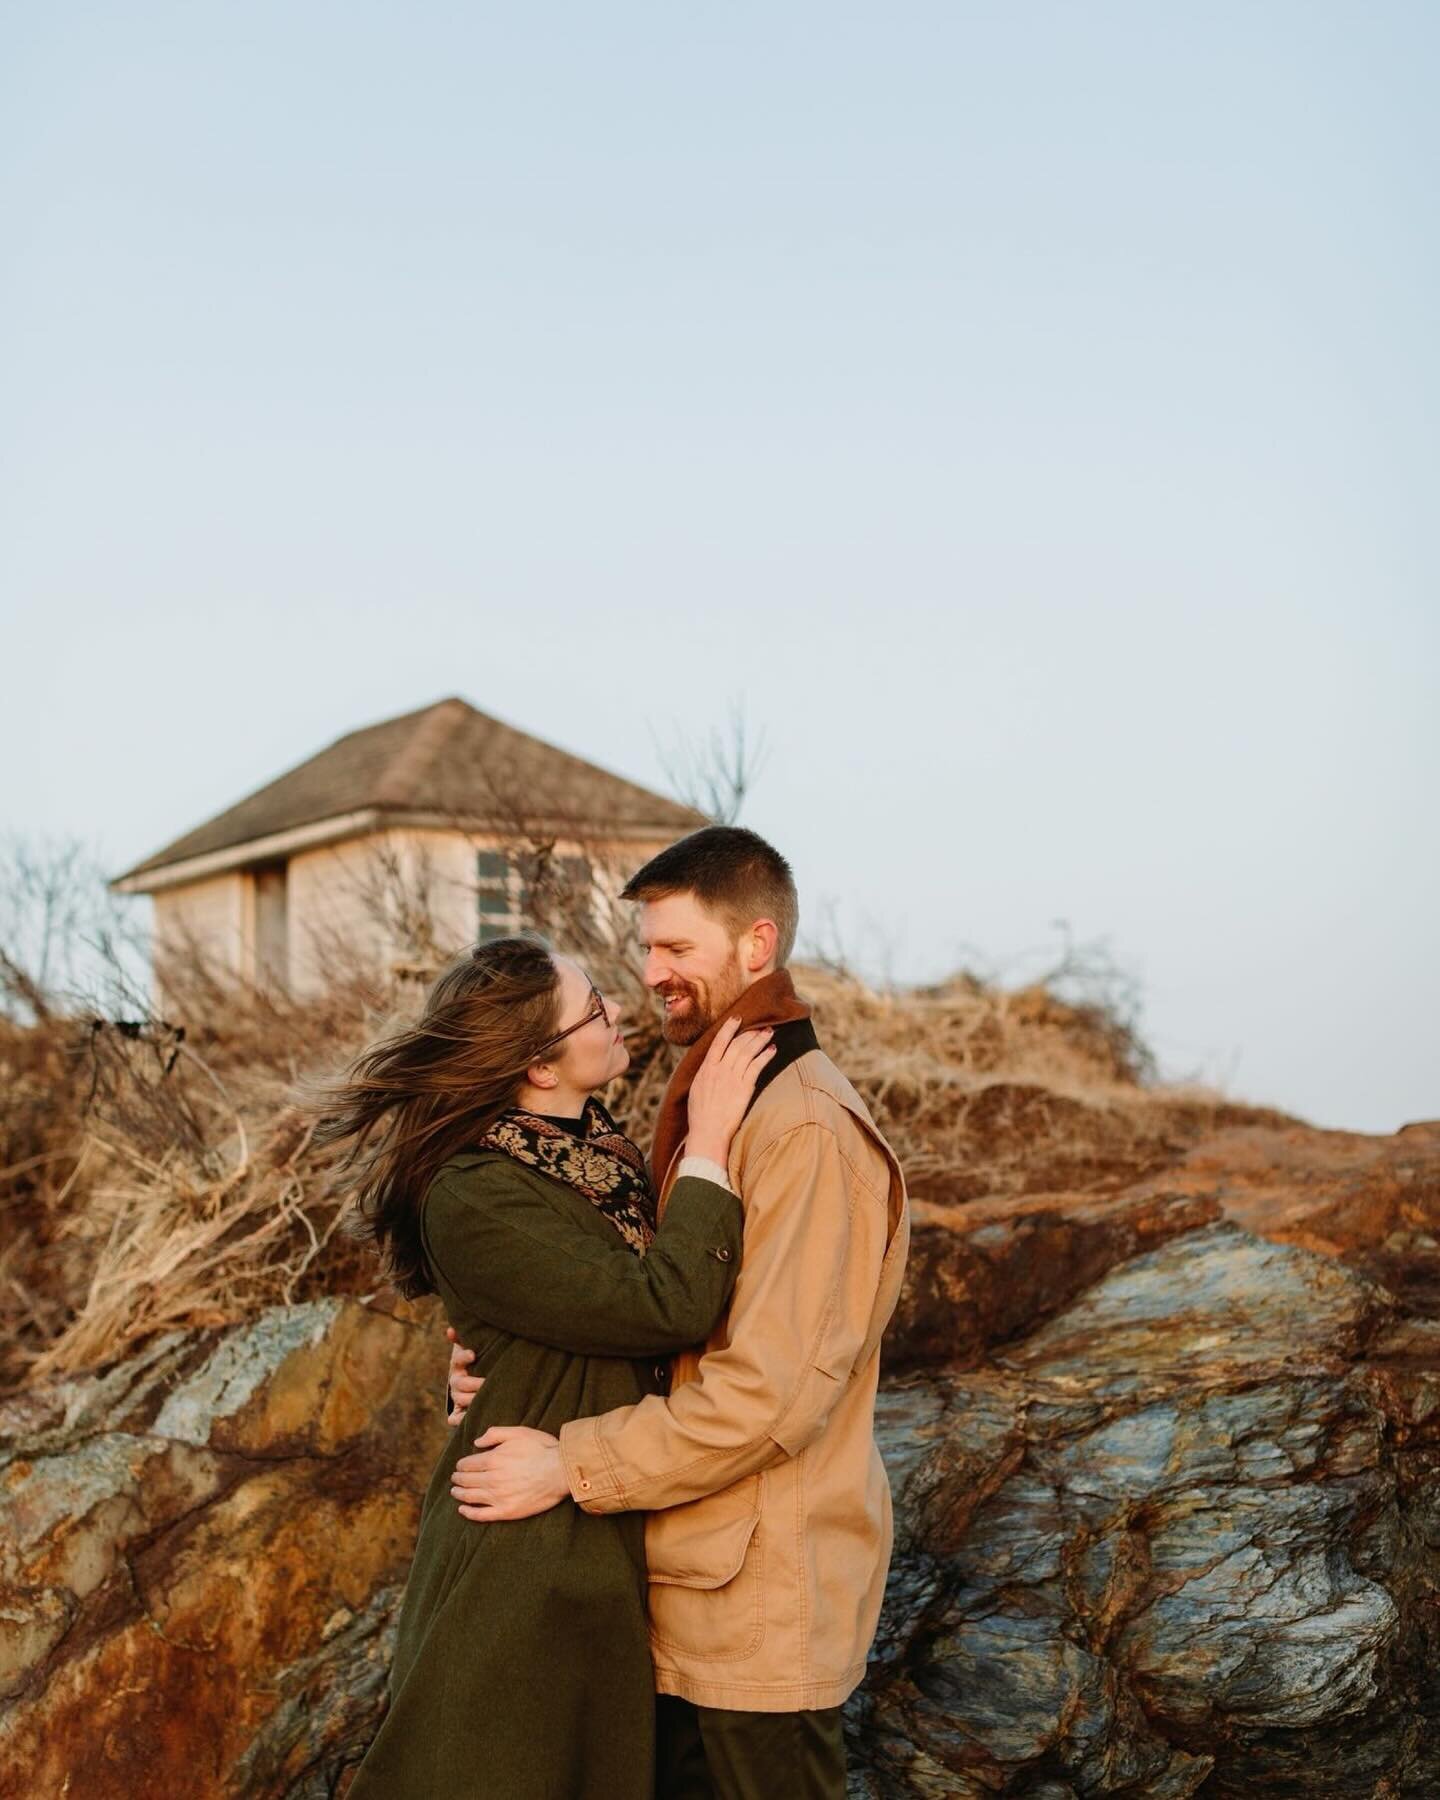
[[347, 1152, 743, 1800]]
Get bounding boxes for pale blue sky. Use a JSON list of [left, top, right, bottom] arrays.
[[3, 3, 1436, 1132]]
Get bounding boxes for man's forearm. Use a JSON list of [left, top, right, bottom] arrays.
[[558, 1267, 879, 1513], [559, 1391, 797, 1513], [561, 1125, 889, 1515]]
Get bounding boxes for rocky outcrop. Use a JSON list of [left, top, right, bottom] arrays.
[[0, 1297, 448, 1798], [884, 1187, 1222, 1371], [1145, 1118, 1440, 1318], [850, 1217, 1440, 1796], [3, 1120, 1438, 1797]]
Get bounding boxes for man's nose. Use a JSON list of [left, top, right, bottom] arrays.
[[642, 952, 668, 989]]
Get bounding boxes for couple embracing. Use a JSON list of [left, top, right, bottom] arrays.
[[322, 827, 910, 1799]]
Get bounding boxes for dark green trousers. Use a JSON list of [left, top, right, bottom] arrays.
[[655, 1695, 847, 1800]]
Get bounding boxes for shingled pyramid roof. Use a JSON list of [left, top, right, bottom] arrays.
[[114, 698, 706, 888]]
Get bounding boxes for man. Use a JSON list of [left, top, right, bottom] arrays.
[[445, 826, 909, 1798]]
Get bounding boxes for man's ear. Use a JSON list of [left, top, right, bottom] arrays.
[[745, 919, 779, 973]]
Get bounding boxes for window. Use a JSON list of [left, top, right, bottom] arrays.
[[520, 851, 595, 937], [476, 848, 596, 942], [555, 854, 596, 937], [476, 851, 523, 942], [555, 855, 593, 921]]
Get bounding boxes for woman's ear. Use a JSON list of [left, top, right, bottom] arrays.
[[526, 1058, 559, 1091]]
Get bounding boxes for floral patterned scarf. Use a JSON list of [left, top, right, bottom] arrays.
[[478, 1096, 657, 1255]]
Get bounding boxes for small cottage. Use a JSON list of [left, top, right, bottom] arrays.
[[110, 698, 703, 999]]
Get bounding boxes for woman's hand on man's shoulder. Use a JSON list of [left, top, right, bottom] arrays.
[[686, 1017, 777, 1165]]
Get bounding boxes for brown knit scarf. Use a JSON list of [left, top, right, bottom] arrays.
[[650, 968, 812, 1195]]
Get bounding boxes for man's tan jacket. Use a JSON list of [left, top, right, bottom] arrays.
[[559, 1043, 909, 1712]]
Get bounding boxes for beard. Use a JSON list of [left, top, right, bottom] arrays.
[[658, 957, 747, 1047]]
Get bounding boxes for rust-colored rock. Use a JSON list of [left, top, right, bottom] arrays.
[[0, 1299, 448, 1798], [1137, 1117, 1440, 1315], [5, 1119, 1440, 1796], [886, 1186, 1221, 1370]]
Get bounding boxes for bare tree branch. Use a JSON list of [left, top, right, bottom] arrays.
[[651, 700, 770, 825]]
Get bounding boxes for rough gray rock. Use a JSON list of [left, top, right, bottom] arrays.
[[6, 1130, 1440, 1798], [847, 1223, 1440, 1798]]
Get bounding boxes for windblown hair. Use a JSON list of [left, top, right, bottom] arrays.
[[621, 826, 798, 964], [314, 935, 562, 1298]]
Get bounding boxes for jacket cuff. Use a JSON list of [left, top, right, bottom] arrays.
[[559, 1415, 628, 1515], [676, 1154, 733, 1193]]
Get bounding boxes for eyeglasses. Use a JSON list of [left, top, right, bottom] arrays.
[[533, 983, 609, 1058]]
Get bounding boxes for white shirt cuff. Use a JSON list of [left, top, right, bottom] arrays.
[[676, 1154, 733, 1194]]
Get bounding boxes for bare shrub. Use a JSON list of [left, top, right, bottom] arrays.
[[2, 949, 388, 1388], [652, 700, 769, 826], [0, 834, 1290, 1394], [0, 835, 145, 1023], [0, 826, 661, 1389]]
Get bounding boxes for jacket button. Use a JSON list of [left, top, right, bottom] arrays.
[[714, 1246, 732, 1262], [654, 1365, 669, 1385], [580, 1480, 591, 1491]]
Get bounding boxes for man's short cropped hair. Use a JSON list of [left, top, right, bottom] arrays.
[[622, 826, 798, 965]]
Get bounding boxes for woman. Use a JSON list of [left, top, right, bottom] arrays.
[[318, 934, 773, 1800]]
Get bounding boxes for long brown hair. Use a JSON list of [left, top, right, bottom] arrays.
[[315, 935, 562, 1297]]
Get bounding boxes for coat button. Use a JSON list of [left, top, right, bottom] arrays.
[[714, 1246, 732, 1262], [654, 1365, 669, 1385]]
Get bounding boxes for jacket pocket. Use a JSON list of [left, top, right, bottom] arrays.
[[646, 1475, 766, 1660]]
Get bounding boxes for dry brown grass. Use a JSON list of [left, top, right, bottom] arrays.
[[0, 864, 1292, 1396]]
